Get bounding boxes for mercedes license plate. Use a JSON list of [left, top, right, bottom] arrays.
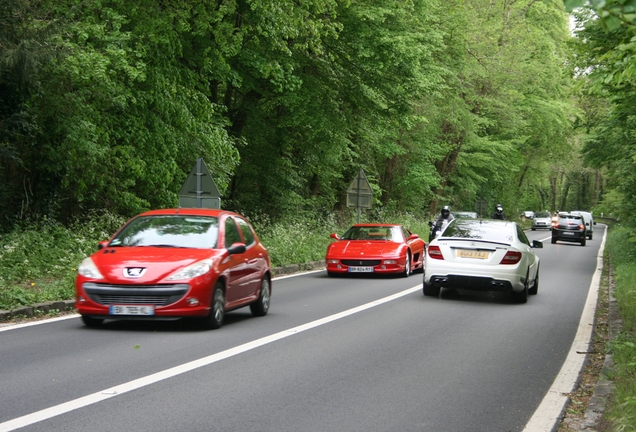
[[109, 305, 155, 315], [348, 267, 374, 273], [457, 249, 489, 259]]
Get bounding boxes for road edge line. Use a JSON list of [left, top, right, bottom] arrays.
[[522, 227, 607, 431]]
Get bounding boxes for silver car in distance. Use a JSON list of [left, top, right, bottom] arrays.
[[423, 219, 542, 304]]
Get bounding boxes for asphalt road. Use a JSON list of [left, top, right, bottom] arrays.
[[0, 225, 604, 432]]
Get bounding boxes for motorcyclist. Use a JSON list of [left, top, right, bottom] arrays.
[[430, 206, 454, 239], [551, 210, 559, 226], [492, 204, 506, 220]]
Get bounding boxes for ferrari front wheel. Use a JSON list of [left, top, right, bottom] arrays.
[[402, 252, 411, 278]]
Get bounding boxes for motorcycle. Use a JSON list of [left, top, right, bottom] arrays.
[[428, 218, 449, 241]]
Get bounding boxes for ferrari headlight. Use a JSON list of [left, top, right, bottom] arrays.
[[383, 260, 397, 264], [167, 259, 213, 280], [77, 258, 104, 279]]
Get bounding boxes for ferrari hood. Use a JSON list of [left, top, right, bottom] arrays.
[[328, 240, 400, 257]]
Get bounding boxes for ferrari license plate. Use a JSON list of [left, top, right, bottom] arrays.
[[348, 267, 374, 273], [109, 305, 155, 315], [457, 249, 489, 259]]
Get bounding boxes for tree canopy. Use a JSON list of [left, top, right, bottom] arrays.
[[564, 0, 636, 223], [0, 0, 597, 228]]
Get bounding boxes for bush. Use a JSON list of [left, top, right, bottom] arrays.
[[0, 212, 126, 310], [0, 210, 429, 310]]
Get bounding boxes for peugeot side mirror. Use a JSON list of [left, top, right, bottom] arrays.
[[227, 242, 247, 255]]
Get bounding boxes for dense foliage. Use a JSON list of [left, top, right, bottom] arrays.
[[1, 0, 584, 229], [0, 211, 126, 309], [0, 209, 431, 310], [567, 2, 636, 224]]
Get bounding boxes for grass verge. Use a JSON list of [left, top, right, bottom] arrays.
[[0, 211, 431, 311], [604, 226, 636, 431], [558, 224, 636, 431], [0, 212, 127, 311]]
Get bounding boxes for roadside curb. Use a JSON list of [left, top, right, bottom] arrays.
[[271, 260, 325, 277], [0, 300, 76, 322], [576, 259, 621, 431], [0, 261, 327, 322]]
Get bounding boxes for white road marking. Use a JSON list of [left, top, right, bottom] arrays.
[[272, 268, 325, 280], [0, 315, 79, 332], [0, 284, 421, 432], [522, 228, 606, 431], [0, 270, 322, 332]]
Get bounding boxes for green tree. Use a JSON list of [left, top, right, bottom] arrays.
[[414, 0, 575, 216], [569, 3, 636, 222], [1, 0, 241, 225]]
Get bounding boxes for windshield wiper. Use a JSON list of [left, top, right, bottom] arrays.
[[138, 244, 185, 248]]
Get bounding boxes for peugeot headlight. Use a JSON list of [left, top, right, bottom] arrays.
[[77, 258, 104, 279], [167, 259, 213, 280]]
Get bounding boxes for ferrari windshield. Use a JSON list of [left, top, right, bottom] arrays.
[[341, 226, 403, 241], [109, 215, 219, 248]]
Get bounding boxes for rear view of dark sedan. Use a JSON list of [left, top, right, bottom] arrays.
[[551, 213, 586, 246]]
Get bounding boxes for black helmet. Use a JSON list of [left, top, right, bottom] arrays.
[[441, 205, 451, 218], [496, 204, 503, 213]]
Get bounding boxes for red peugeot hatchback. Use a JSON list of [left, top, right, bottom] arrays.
[[75, 208, 271, 329]]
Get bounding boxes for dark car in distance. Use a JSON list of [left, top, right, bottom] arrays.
[[551, 214, 586, 246]]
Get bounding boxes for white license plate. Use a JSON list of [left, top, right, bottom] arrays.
[[348, 267, 374, 273], [563, 232, 575, 235], [109, 305, 155, 315]]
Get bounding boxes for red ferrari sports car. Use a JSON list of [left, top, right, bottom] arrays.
[[326, 224, 425, 277], [75, 208, 271, 329]]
